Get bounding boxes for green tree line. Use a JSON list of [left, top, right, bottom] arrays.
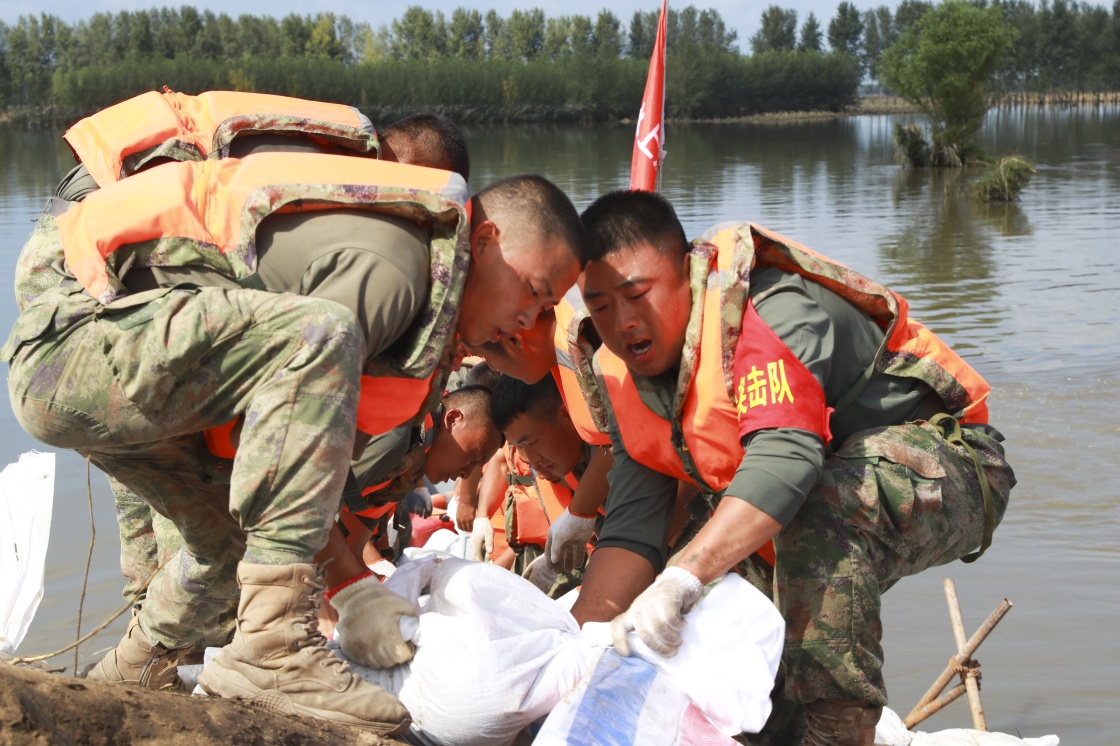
[[749, 0, 1120, 93], [3, 1, 1118, 123], [0, 5, 857, 122]]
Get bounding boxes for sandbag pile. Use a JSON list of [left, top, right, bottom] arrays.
[[341, 555, 784, 746]]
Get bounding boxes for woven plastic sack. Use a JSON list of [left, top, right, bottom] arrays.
[[0, 451, 55, 654], [874, 706, 1060, 746], [341, 557, 783, 746]]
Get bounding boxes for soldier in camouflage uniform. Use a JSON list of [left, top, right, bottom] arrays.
[[2, 151, 584, 733], [466, 298, 620, 581], [316, 383, 500, 636], [489, 373, 607, 599], [571, 191, 1014, 746], [13, 114, 476, 683]]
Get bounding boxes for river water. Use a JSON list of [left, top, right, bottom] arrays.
[[1, 110, 1117, 743]]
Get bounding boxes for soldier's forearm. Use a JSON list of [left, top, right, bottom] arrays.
[[673, 497, 781, 585], [316, 523, 372, 590], [571, 546, 656, 626], [568, 446, 612, 516], [476, 451, 508, 518]]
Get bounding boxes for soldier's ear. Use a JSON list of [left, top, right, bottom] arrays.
[[555, 401, 571, 425], [470, 220, 498, 259], [444, 407, 464, 431]]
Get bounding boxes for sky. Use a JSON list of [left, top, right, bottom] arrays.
[[0, 0, 869, 53]]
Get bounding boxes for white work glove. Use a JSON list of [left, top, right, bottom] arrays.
[[545, 508, 597, 573], [469, 516, 494, 561], [521, 554, 559, 594], [610, 566, 704, 658], [330, 574, 417, 668]]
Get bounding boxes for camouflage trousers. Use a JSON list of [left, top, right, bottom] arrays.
[[111, 476, 239, 649], [689, 418, 1014, 744], [4, 283, 361, 649]]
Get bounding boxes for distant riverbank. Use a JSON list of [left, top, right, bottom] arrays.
[[6, 93, 1119, 130], [690, 95, 917, 125]]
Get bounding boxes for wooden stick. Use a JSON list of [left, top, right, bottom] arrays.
[[75, 456, 96, 675], [15, 598, 134, 665], [903, 683, 967, 729], [12, 558, 169, 666], [904, 595, 1012, 724], [944, 578, 987, 731]]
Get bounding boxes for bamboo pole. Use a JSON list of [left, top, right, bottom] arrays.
[[75, 456, 96, 675], [903, 594, 1012, 727], [944, 579, 987, 731], [11, 558, 169, 666], [903, 683, 967, 729]]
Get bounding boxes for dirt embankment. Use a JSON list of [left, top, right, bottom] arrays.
[[0, 663, 399, 746]]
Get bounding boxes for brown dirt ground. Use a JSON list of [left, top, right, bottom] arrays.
[[0, 663, 400, 746]]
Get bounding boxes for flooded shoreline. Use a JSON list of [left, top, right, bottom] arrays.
[[2, 110, 1117, 743]]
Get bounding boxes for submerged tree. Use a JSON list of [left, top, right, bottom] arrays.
[[880, 0, 1016, 166], [969, 156, 1036, 202]]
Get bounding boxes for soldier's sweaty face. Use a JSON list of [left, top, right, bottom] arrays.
[[502, 410, 585, 482], [463, 308, 557, 384], [581, 242, 691, 378], [458, 221, 580, 348]]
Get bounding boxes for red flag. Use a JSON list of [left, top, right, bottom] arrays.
[[630, 0, 668, 191]]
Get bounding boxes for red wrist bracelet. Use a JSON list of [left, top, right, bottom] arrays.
[[569, 509, 598, 519], [325, 569, 375, 601]]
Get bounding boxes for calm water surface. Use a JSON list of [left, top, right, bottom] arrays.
[[1, 109, 1116, 743]]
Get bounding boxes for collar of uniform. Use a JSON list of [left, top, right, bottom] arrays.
[[421, 408, 440, 450]]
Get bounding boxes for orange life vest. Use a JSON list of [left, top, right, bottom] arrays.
[[551, 296, 611, 447], [504, 445, 572, 547], [57, 153, 471, 441], [491, 518, 510, 558], [596, 223, 992, 565], [64, 89, 378, 187]]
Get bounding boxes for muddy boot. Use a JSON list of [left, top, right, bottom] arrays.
[[83, 608, 184, 691], [801, 700, 882, 746], [198, 562, 411, 735]]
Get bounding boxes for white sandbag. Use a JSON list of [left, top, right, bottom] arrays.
[[875, 706, 1060, 746], [533, 647, 739, 746], [339, 557, 782, 746], [0, 451, 55, 654], [400, 527, 472, 562], [345, 557, 596, 746], [580, 572, 783, 736]]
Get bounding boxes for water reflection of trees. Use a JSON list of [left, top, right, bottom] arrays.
[[467, 121, 870, 235], [0, 126, 73, 199], [467, 124, 634, 207], [880, 167, 1029, 347]]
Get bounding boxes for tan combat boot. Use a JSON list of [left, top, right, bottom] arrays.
[[83, 607, 184, 691], [197, 562, 411, 735], [802, 700, 882, 746]]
